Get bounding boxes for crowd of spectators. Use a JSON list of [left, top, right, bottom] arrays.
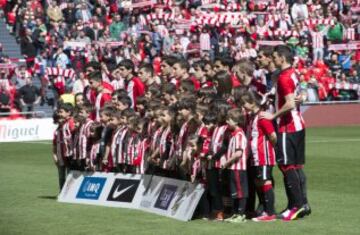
[[0, 0, 360, 118]]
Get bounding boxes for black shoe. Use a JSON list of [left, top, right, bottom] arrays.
[[303, 204, 311, 216], [297, 204, 311, 218]]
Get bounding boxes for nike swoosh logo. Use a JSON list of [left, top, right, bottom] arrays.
[[112, 184, 134, 199]]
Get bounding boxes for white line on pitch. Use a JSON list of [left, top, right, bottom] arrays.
[[307, 139, 360, 143], [23, 141, 52, 145]]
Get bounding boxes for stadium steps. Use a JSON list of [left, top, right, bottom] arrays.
[[0, 18, 54, 117], [0, 19, 22, 59]]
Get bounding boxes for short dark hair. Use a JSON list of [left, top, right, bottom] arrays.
[[212, 99, 232, 123], [238, 90, 263, 107], [227, 108, 245, 126], [213, 71, 232, 97], [118, 59, 135, 72], [80, 103, 93, 114], [89, 122, 103, 140], [258, 46, 274, 57], [58, 103, 74, 114], [193, 60, 207, 70], [148, 86, 162, 99], [274, 45, 294, 64], [162, 83, 176, 95], [85, 61, 101, 71], [121, 109, 136, 119], [113, 89, 128, 100], [88, 71, 102, 82], [163, 56, 178, 67], [118, 96, 132, 107], [111, 110, 122, 120], [74, 92, 83, 100], [180, 80, 195, 93], [177, 98, 196, 113], [174, 59, 190, 71], [139, 63, 154, 76], [214, 56, 234, 69], [202, 112, 217, 125], [232, 86, 249, 105], [100, 105, 116, 116]]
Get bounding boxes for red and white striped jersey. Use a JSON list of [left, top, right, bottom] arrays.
[[196, 124, 211, 156], [59, 118, 75, 158], [72, 129, 80, 161], [133, 138, 148, 174], [126, 132, 138, 166], [116, 127, 129, 164], [310, 30, 326, 48], [175, 121, 189, 159], [210, 125, 228, 169], [89, 141, 100, 170], [250, 114, 276, 166], [276, 68, 305, 133], [111, 78, 125, 91], [77, 119, 93, 160], [53, 127, 64, 166], [149, 126, 163, 153], [93, 92, 112, 121], [110, 126, 125, 165], [226, 128, 247, 171], [126, 77, 145, 109], [160, 126, 174, 170], [345, 27, 355, 41]]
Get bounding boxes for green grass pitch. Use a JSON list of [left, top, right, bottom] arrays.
[[0, 126, 360, 235]]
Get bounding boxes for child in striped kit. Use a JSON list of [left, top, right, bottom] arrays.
[[53, 103, 75, 190], [240, 90, 277, 222], [223, 108, 248, 223]]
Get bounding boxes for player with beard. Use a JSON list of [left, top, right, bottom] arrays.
[[260, 45, 310, 221]]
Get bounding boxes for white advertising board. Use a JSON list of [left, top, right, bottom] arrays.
[[58, 171, 205, 221], [0, 118, 57, 142]]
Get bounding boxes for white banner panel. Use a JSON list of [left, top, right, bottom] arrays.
[[58, 171, 205, 221], [139, 175, 204, 221], [0, 118, 57, 142], [58, 171, 143, 209]]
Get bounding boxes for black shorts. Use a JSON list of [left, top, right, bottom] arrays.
[[253, 166, 273, 181], [229, 170, 248, 199], [277, 130, 305, 165], [206, 168, 222, 197]]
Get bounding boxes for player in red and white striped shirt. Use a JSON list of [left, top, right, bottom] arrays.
[[240, 90, 277, 222], [113, 109, 134, 173], [205, 102, 232, 221], [118, 59, 145, 110], [222, 108, 248, 223], [176, 98, 200, 179], [260, 45, 309, 221], [127, 116, 148, 174], [72, 105, 94, 170], [88, 71, 112, 121], [53, 103, 75, 190]]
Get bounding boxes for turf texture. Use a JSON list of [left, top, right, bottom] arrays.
[[0, 126, 359, 235]]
